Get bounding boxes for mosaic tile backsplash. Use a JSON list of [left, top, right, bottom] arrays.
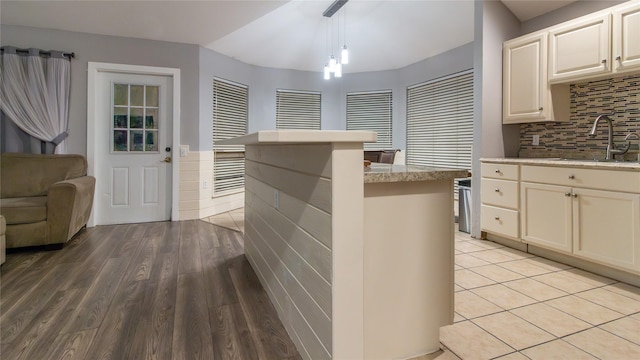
[[519, 74, 640, 160]]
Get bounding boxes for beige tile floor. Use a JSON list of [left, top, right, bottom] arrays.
[[204, 209, 640, 359], [442, 230, 640, 359], [202, 208, 245, 233]]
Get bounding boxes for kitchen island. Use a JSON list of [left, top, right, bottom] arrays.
[[220, 130, 469, 360]]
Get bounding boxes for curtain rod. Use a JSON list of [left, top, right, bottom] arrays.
[[0, 47, 75, 60]]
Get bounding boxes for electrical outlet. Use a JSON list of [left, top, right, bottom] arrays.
[[274, 190, 280, 210], [203, 180, 208, 189], [532, 135, 540, 146], [180, 146, 188, 157]]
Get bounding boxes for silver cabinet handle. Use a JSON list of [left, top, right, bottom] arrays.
[[568, 175, 575, 179], [494, 188, 500, 192]]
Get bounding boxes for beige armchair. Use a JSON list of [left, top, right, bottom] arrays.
[[0, 153, 96, 249]]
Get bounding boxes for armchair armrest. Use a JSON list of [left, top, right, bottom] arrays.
[[47, 176, 96, 245]]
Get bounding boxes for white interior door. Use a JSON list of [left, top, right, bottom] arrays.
[[95, 71, 173, 224]]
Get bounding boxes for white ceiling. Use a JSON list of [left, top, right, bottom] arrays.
[[1, 0, 576, 73]]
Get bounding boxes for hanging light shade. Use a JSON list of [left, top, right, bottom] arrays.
[[324, 64, 331, 80], [329, 55, 337, 72], [334, 63, 343, 77], [341, 45, 349, 64]]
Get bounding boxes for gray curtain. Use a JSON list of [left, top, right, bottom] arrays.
[[0, 47, 71, 154]]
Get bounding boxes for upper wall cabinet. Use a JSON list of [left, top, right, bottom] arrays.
[[613, 1, 640, 73], [548, 13, 611, 83], [503, 33, 570, 124]]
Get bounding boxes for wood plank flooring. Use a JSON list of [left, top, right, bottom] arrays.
[[1, 220, 301, 360]]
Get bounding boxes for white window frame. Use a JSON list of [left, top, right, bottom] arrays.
[[346, 90, 393, 150], [276, 89, 321, 130], [213, 77, 248, 196]]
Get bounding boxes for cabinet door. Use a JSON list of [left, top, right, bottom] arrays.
[[549, 13, 611, 82], [521, 182, 573, 253], [573, 188, 640, 272], [503, 33, 548, 123], [613, 1, 640, 73]]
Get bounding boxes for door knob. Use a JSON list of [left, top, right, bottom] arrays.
[[161, 156, 172, 163]]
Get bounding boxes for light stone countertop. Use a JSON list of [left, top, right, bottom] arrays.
[[481, 157, 640, 171], [364, 163, 470, 183], [218, 130, 377, 145]]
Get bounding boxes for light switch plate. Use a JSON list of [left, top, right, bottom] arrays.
[[532, 135, 540, 146], [180, 146, 188, 157]]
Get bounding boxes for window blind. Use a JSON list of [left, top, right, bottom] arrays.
[[213, 78, 248, 195], [406, 70, 474, 198], [346, 91, 392, 150], [276, 90, 321, 130]]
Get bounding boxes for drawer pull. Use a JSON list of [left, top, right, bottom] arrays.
[[538, 107, 543, 111], [494, 216, 500, 220], [565, 192, 571, 197], [615, 55, 621, 61], [495, 169, 501, 174], [601, 59, 607, 64], [568, 175, 575, 179], [494, 188, 500, 192], [573, 193, 578, 198]]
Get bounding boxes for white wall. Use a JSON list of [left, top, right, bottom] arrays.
[[1, 25, 200, 154]]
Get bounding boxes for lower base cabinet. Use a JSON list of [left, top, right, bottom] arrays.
[[521, 181, 640, 272]]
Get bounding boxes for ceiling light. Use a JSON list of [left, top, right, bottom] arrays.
[[341, 45, 349, 65], [321, 0, 350, 79], [334, 63, 342, 78]]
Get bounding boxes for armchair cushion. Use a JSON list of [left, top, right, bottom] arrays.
[[0, 196, 48, 224]]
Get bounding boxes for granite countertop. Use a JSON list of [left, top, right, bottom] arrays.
[[364, 163, 471, 183], [481, 157, 640, 171]]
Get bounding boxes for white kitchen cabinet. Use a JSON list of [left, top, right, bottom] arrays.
[[503, 33, 548, 123], [573, 188, 640, 271], [549, 13, 611, 82], [481, 162, 520, 239], [613, 1, 640, 73], [521, 182, 573, 253], [521, 164, 640, 272], [503, 33, 570, 124]]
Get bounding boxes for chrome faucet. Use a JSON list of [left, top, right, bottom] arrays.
[[588, 114, 625, 160]]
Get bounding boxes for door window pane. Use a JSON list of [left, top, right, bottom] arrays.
[[111, 83, 160, 153], [114, 130, 128, 151], [114, 84, 128, 106], [130, 130, 144, 151], [146, 86, 159, 107], [114, 107, 127, 128], [130, 85, 144, 106], [145, 131, 158, 151], [130, 108, 144, 128], [145, 108, 158, 129]]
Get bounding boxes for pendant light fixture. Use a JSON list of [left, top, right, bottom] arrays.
[[322, 0, 349, 80]]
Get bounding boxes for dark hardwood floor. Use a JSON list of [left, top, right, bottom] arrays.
[[1, 220, 301, 360]]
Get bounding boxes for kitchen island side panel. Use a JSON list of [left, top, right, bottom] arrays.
[[244, 144, 333, 360]]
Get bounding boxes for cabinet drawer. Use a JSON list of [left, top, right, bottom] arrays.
[[481, 178, 519, 209], [522, 165, 640, 193], [481, 163, 519, 180], [481, 205, 519, 239]]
